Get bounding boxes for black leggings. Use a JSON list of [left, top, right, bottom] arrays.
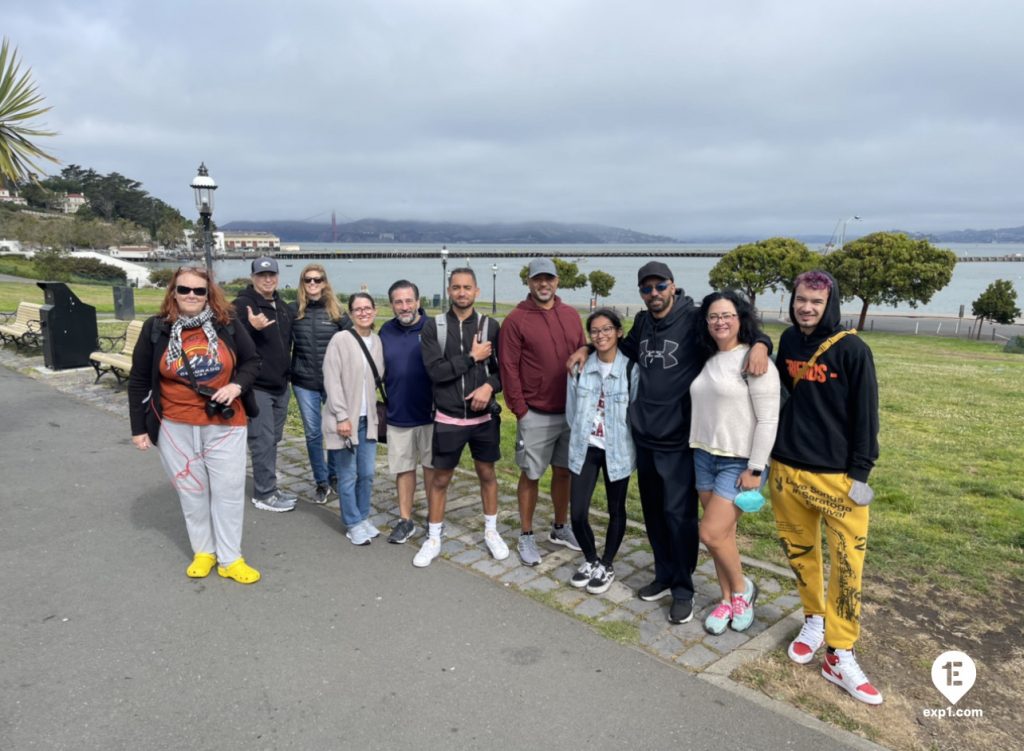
[[569, 446, 630, 567]]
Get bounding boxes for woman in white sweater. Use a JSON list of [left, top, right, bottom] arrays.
[[689, 290, 780, 635], [323, 293, 384, 546]]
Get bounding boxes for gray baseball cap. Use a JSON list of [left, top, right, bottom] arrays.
[[528, 258, 557, 278], [251, 257, 279, 274]]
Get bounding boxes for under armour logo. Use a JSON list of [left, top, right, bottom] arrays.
[[258, 261, 272, 269], [639, 339, 679, 368]]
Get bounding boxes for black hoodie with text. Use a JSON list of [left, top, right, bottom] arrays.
[[770, 272, 879, 482]]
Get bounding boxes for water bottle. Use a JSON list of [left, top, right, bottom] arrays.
[[734, 489, 766, 513]]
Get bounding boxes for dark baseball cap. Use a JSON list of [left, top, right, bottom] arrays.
[[637, 261, 673, 285], [251, 257, 279, 274]]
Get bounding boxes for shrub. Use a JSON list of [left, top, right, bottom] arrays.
[[1003, 336, 1024, 355], [149, 268, 175, 287]]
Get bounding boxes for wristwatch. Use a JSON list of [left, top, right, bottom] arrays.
[[749, 468, 763, 477]]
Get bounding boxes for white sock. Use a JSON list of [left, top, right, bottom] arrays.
[[483, 514, 497, 532], [428, 522, 443, 541]]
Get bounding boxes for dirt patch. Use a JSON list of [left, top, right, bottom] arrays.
[[733, 574, 1022, 750]]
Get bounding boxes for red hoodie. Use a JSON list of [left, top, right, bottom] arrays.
[[498, 295, 586, 417]]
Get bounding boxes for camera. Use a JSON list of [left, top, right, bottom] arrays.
[[197, 386, 236, 420]]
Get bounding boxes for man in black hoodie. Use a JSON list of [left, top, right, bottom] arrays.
[[770, 270, 882, 705], [232, 257, 295, 512], [578, 262, 772, 625]]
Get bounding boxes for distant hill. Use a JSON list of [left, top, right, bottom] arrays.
[[900, 225, 1024, 243], [219, 218, 678, 244]]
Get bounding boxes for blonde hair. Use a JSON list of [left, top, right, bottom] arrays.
[[294, 263, 343, 321]]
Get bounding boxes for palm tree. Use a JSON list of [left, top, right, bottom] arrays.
[[0, 37, 58, 185]]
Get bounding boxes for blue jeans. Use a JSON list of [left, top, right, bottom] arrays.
[[293, 385, 337, 486], [332, 416, 377, 527]]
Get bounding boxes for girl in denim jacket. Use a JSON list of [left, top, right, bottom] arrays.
[[565, 308, 638, 594]]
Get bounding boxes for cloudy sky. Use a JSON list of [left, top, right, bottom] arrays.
[[7, 1, 1024, 239]]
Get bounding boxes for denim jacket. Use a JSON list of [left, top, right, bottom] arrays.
[[566, 350, 637, 481]]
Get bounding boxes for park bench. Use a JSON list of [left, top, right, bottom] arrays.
[[89, 319, 144, 384], [0, 302, 43, 348]]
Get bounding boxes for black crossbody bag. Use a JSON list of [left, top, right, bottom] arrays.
[[348, 329, 388, 444]]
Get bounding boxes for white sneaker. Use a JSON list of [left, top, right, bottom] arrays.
[[413, 537, 442, 568], [788, 614, 825, 664], [484, 529, 509, 560], [822, 648, 884, 705], [363, 519, 381, 539]]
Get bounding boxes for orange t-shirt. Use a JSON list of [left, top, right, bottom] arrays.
[[159, 328, 247, 427]]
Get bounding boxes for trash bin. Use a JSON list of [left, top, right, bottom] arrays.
[[113, 285, 136, 321], [432, 294, 441, 308], [36, 282, 99, 370]]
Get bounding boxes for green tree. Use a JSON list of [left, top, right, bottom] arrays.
[[708, 237, 816, 309], [0, 38, 59, 184], [588, 269, 616, 303], [972, 279, 1020, 339], [518, 257, 587, 289], [823, 232, 956, 330]]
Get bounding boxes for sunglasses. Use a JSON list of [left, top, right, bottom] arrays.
[[303, 276, 324, 284], [639, 281, 671, 295], [176, 285, 208, 296]]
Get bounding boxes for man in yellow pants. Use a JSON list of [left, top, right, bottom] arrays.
[[770, 270, 882, 705]]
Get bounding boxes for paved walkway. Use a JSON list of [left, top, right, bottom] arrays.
[[0, 343, 885, 750]]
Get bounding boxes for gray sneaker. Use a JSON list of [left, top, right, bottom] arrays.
[[312, 483, 332, 505], [251, 490, 297, 513], [549, 525, 582, 551], [517, 534, 542, 566], [387, 518, 417, 544]]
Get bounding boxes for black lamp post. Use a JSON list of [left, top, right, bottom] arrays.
[[190, 162, 217, 273], [440, 245, 449, 309], [491, 263, 497, 314]]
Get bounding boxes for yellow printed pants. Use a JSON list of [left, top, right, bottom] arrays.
[[769, 460, 869, 650]]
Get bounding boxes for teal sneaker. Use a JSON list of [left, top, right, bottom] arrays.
[[730, 577, 758, 632], [704, 601, 732, 635]]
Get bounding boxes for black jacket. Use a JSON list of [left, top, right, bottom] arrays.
[[771, 272, 879, 482], [289, 298, 352, 392], [232, 286, 293, 394], [420, 309, 501, 420], [620, 290, 773, 451], [128, 316, 261, 444]]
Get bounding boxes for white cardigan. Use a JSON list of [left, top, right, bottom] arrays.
[[321, 329, 384, 448], [688, 345, 780, 471]]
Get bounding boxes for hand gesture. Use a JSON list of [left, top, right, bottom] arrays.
[[743, 342, 770, 376], [566, 346, 588, 374], [336, 419, 353, 439], [132, 434, 151, 451], [470, 337, 492, 363], [247, 305, 276, 331], [466, 383, 494, 412]]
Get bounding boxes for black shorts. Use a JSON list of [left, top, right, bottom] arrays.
[[431, 418, 501, 470]]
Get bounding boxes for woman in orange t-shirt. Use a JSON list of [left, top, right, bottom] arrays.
[[128, 267, 262, 583]]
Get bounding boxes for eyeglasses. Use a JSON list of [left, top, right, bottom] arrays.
[[589, 325, 617, 338], [351, 306, 375, 315], [176, 285, 208, 296], [707, 313, 738, 323], [639, 281, 671, 295], [303, 276, 324, 284]]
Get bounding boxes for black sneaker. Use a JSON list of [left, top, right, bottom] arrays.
[[669, 598, 694, 624], [586, 564, 615, 595], [637, 581, 672, 602], [313, 483, 332, 505], [570, 560, 598, 589], [387, 518, 416, 544]]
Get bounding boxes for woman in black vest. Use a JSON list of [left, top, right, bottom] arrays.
[[289, 264, 352, 503]]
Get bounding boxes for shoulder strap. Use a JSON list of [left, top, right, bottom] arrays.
[[435, 313, 447, 354], [792, 329, 857, 389], [347, 329, 387, 402], [477, 312, 490, 377]]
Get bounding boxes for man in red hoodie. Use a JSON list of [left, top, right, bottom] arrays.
[[499, 258, 587, 566]]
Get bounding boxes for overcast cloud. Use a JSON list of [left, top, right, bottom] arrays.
[[7, 0, 1024, 238]]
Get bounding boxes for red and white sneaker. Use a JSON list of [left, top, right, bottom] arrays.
[[788, 614, 824, 664], [822, 648, 884, 705]]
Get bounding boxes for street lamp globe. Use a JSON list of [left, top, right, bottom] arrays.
[[191, 162, 217, 216]]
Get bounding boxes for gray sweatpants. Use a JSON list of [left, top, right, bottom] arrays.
[[248, 387, 289, 498], [157, 419, 248, 566]]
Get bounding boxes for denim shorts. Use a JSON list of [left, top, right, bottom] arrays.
[[693, 448, 765, 502]]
